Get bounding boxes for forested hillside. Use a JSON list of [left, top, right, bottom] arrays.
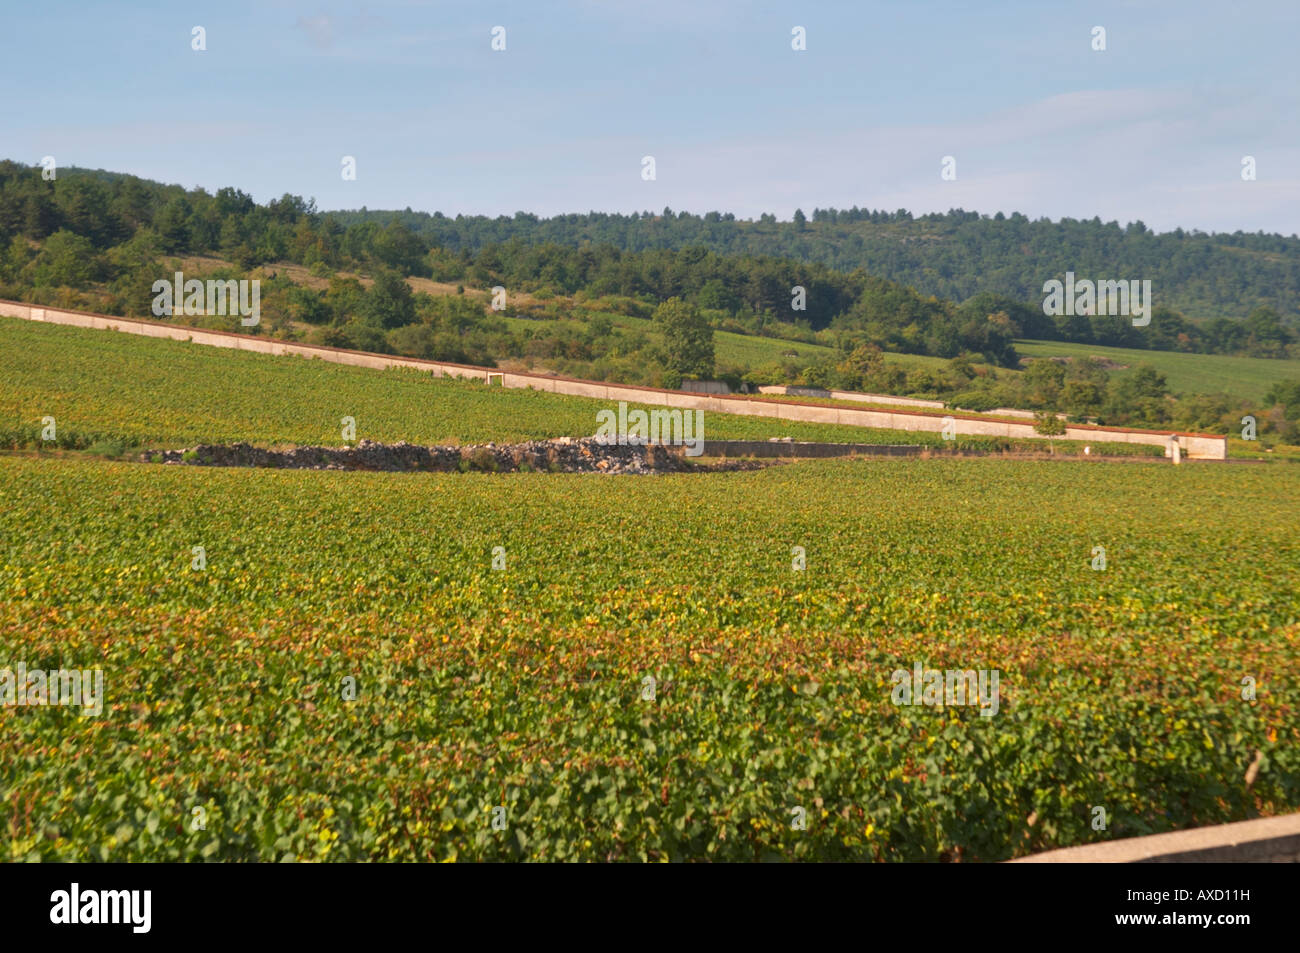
[[332, 206, 1300, 327]]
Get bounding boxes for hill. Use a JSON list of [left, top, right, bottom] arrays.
[[329, 206, 1300, 325]]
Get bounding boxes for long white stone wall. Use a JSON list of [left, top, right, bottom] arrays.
[[758, 384, 945, 408], [0, 299, 1227, 459]]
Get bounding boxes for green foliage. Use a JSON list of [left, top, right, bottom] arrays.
[[949, 391, 1002, 413], [1032, 412, 1066, 437], [364, 269, 415, 329], [0, 456, 1295, 861], [1262, 379, 1300, 442], [30, 230, 99, 287], [85, 437, 128, 459], [1263, 379, 1300, 418], [330, 202, 1300, 330], [654, 297, 714, 379], [833, 343, 885, 391], [1017, 339, 1300, 404]]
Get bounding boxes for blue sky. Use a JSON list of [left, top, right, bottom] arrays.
[[3, 0, 1297, 233]]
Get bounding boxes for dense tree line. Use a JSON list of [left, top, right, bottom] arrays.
[[334, 204, 1300, 342]]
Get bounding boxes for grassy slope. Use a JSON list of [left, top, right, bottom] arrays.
[[1016, 339, 1300, 403], [0, 316, 1143, 452], [223, 258, 931, 374], [1, 455, 1295, 860]]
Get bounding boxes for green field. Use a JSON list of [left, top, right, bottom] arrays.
[[503, 309, 951, 374], [0, 317, 1143, 454], [1, 455, 1295, 861], [1016, 339, 1300, 403]]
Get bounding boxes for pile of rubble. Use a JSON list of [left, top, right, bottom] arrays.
[[139, 438, 759, 474]]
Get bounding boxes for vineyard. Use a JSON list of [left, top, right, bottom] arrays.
[[0, 316, 1159, 456], [1, 454, 1296, 861], [1015, 339, 1300, 404]]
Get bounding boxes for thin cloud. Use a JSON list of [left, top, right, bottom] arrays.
[[295, 14, 334, 49]]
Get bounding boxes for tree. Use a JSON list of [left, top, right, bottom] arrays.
[[1021, 359, 1066, 408], [372, 223, 428, 275], [30, 230, 97, 287], [1104, 364, 1171, 426], [1243, 307, 1292, 359], [1263, 379, 1300, 442], [154, 196, 193, 253], [325, 276, 367, 324], [22, 191, 60, 239], [1, 234, 35, 284], [1060, 380, 1104, 419], [286, 285, 330, 324], [696, 278, 738, 313], [835, 343, 884, 390], [364, 269, 415, 329], [654, 296, 714, 379], [1033, 411, 1066, 453]]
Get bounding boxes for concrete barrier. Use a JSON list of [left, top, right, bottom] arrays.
[[1011, 812, 1300, 863], [701, 440, 1168, 460], [987, 407, 1067, 420], [758, 384, 945, 409], [0, 299, 1227, 459]]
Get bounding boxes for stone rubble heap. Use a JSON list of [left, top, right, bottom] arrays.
[[139, 438, 746, 474]]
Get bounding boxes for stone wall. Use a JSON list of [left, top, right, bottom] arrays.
[[758, 384, 945, 408], [987, 408, 1067, 420], [141, 438, 699, 474], [703, 440, 926, 458]]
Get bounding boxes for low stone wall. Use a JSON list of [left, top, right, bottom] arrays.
[[1011, 812, 1300, 863], [702, 440, 1165, 460], [703, 440, 927, 458], [758, 384, 944, 408], [0, 299, 1227, 460], [142, 438, 716, 474], [988, 407, 1067, 420]]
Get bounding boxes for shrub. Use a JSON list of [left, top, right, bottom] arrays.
[[86, 438, 128, 459]]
